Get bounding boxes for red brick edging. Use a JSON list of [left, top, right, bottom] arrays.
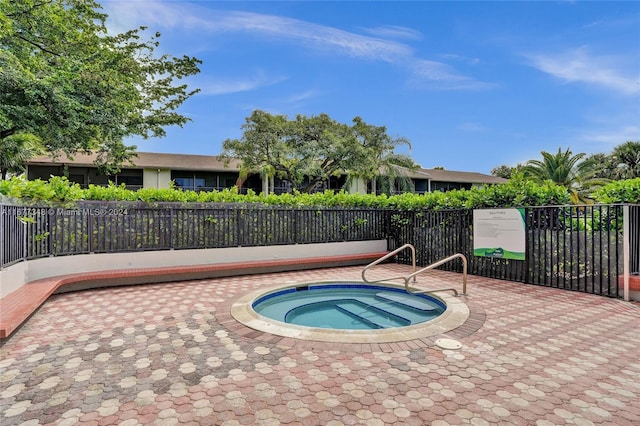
[[618, 274, 640, 292]]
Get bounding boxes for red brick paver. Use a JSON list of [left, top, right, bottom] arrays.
[[1, 264, 639, 425], [0, 252, 388, 339]]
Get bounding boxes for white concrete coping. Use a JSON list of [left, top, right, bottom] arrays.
[[231, 281, 470, 343]]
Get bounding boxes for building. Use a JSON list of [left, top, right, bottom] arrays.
[[421, 168, 508, 192], [26, 151, 506, 194]]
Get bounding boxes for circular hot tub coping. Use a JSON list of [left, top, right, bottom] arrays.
[[231, 281, 470, 344]]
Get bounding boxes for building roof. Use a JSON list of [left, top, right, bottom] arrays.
[[421, 168, 507, 184], [27, 151, 506, 184], [395, 166, 506, 184], [395, 167, 432, 179], [28, 152, 242, 172]]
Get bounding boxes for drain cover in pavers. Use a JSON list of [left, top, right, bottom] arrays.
[[435, 338, 462, 350]]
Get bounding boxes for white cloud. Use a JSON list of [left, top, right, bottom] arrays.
[[208, 12, 415, 62], [196, 71, 288, 96], [409, 60, 497, 90], [578, 125, 640, 150], [286, 89, 320, 103], [525, 46, 640, 96], [105, 2, 412, 62], [360, 25, 422, 40], [440, 53, 481, 65], [459, 122, 488, 132], [103, 0, 491, 91], [413, 60, 460, 81]]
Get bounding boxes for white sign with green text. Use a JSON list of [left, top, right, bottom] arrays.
[[473, 208, 526, 260]]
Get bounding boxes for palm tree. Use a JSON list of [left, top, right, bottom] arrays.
[[523, 147, 608, 203], [0, 133, 43, 179], [372, 153, 418, 195], [349, 117, 419, 195], [611, 141, 640, 179], [581, 153, 618, 180]]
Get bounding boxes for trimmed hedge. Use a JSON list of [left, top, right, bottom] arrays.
[[11, 174, 640, 209], [593, 178, 640, 204]]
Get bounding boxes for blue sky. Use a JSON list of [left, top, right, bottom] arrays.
[[103, 1, 639, 174]]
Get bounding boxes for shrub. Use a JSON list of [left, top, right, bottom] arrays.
[[593, 178, 640, 204], [0, 174, 574, 209]]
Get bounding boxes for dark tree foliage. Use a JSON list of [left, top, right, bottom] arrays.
[[221, 110, 418, 193], [0, 0, 201, 174]]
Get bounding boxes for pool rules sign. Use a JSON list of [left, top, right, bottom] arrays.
[[473, 208, 526, 260]]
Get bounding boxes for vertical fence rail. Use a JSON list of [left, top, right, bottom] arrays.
[[524, 205, 623, 297], [631, 205, 640, 275], [1, 205, 29, 267]]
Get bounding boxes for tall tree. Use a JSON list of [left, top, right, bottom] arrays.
[[490, 164, 525, 179], [350, 117, 417, 195], [220, 110, 291, 194], [221, 111, 418, 194], [611, 141, 640, 179], [523, 147, 608, 203], [491, 165, 515, 179], [581, 153, 618, 180], [288, 113, 360, 193], [0, 0, 201, 171], [0, 133, 43, 179]]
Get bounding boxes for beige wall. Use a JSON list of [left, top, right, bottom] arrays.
[[0, 240, 387, 298], [347, 177, 367, 194], [143, 169, 172, 188], [0, 262, 28, 298]]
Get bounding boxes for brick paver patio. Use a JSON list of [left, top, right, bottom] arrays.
[[1, 264, 639, 425]]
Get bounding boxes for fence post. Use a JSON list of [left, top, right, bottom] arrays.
[[293, 209, 298, 244], [170, 207, 175, 249], [623, 205, 630, 301], [88, 207, 93, 253], [23, 219, 27, 261], [237, 207, 242, 247], [523, 207, 530, 284]]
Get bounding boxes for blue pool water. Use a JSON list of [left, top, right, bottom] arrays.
[[252, 284, 446, 330]]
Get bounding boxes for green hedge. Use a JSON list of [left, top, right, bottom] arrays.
[[11, 174, 638, 209], [593, 178, 640, 204]]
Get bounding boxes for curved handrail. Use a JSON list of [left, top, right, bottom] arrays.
[[362, 248, 468, 296], [361, 243, 417, 284], [404, 253, 467, 296]]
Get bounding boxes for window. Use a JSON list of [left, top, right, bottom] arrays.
[[171, 171, 241, 191]]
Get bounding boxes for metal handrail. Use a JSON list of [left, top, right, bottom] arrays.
[[362, 247, 468, 296], [404, 253, 467, 296], [361, 243, 417, 284]]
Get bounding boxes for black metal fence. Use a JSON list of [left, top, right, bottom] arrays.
[[0, 202, 389, 266], [388, 205, 639, 298], [2, 201, 637, 298]]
